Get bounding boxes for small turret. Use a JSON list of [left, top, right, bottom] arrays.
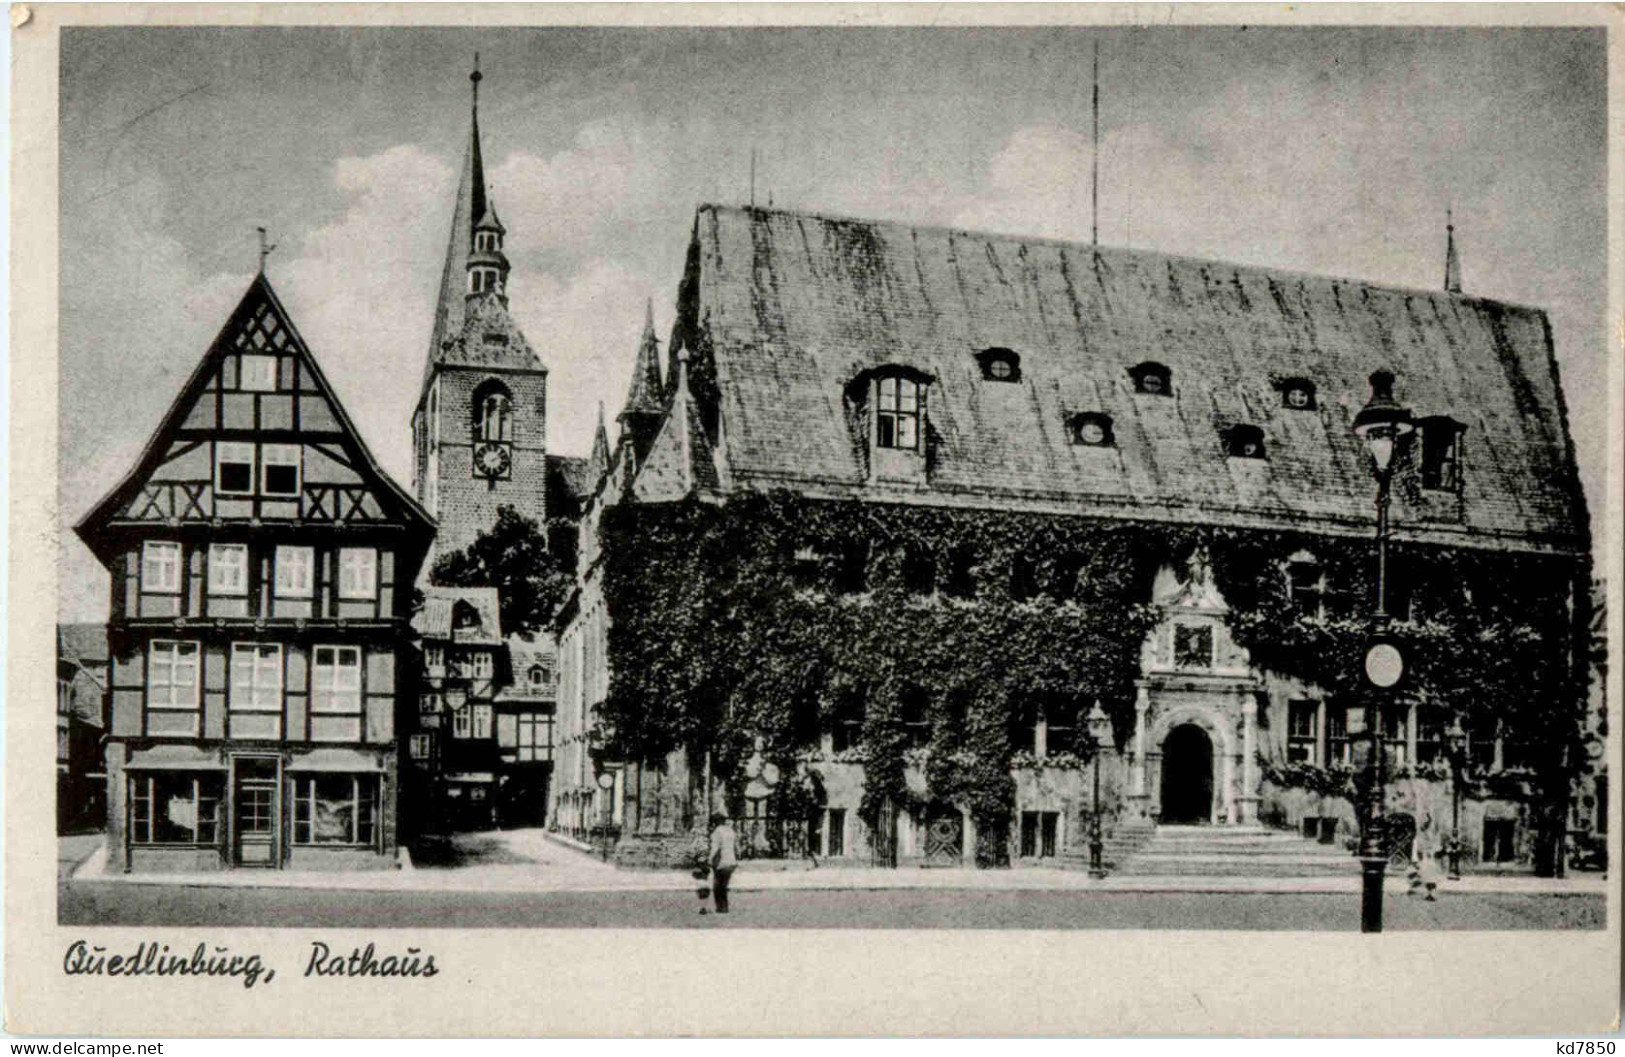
[[617, 300, 666, 466], [1444, 208, 1462, 295]]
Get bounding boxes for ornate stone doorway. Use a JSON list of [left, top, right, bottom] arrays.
[[1160, 724, 1214, 824]]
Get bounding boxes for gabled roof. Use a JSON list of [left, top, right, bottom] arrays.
[[414, 585, 503, 645], [680, 205, 1585, 553], [495, 634, 557, 704], [73, 274, 435, 563]]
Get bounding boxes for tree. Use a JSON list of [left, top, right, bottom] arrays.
[[430, 505, 571, 639]]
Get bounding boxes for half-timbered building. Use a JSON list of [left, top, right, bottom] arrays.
[[75, 274, 434, 872]]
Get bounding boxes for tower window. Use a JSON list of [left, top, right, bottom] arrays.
[[1129, 361, 1172, 396], [974, 347, 1022, 382], [876, 375, 921, 451], [1069, 412, 1114, 447], [474, 384, 513, 442], [1222, 425, 1267, 459], [1418, 416, 1465, 491]]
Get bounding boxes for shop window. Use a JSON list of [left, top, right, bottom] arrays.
[[1481, 818, 1516, 864], [1174, 624, 1215, 669], [274, 546, 314, 599], [142, 541, 182, 594], [260, 444, 301, 497], [975, 347, 1022, 382], [129, 772, 222, 845], [338, 548, 377, 600], [216, 442, 254, 495], [1020, 811, 1060, 858], [1288, 700, 1319, 763], [292, 774, 378, 846], [146, 640, 201, 736], [1129, 361, 1172, 396], [208, 543, 249, 596]]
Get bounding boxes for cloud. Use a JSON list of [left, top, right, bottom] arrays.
[[273, 144, 456, 484], [507, 257, 662, 458]]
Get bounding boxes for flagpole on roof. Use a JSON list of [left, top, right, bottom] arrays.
[[1091, 38, 1100, 248]]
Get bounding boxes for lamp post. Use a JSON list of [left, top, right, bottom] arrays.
[[594, 767, 617, 862], [1351, 369, 1413, 934], [1086, 701, 1113, 879], [1445, 717, 1467, 881]]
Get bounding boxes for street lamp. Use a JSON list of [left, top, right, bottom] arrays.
[[1351, 369, 1414, 934], [1445, 716, 1468, 881], [1086, 701, 1113, 879], [594, 767, 617, 862]]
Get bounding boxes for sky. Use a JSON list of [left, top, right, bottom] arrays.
[[58, 26, 1608, 622]]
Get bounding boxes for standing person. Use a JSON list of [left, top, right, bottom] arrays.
[[709, 813, 738, 914]]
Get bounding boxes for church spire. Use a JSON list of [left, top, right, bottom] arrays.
[[588, 400, 611, 483], [1444, 208, 1462, 294], [617, 300, 667, 465]]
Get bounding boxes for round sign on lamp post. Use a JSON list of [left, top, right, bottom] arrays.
[[1363, 641, 1404, 689], [594, 769, 616, 862]]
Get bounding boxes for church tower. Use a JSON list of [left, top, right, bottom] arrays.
[[412, 61, 550, 566]]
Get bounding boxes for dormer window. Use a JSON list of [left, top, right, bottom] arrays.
[[975, 347, 1022, 383], [1130, 361, 1172, 396], [1417, 416, 1465, 491], [1277, 378, 1318, 410], [1222, 424, 1267, 459], [1068, 412, 1114, 447], [876, 375, 921, 451]]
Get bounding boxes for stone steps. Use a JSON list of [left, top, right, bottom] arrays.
[[1110, 823, 1364, 878]]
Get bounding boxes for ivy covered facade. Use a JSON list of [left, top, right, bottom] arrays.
[[550, 205, 1592, 875]]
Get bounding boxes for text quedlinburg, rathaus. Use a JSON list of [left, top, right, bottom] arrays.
[[61, 940, 440, 988]]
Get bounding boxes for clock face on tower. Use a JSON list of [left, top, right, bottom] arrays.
[[472, 440, 512, 480]]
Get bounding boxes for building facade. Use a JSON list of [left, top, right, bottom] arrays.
[[553, 205, 1592, 873], [75, 275, 434, 872], [402, 587, 558, 833], [57, 624, 108, 834]]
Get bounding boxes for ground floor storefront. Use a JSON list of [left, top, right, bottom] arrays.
[[104, 742, 398, 872]]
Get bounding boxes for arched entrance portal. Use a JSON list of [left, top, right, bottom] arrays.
[[1160, 723, 1214, 824]]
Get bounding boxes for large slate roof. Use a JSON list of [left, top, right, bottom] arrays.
[[682, 205, 1585, 554]]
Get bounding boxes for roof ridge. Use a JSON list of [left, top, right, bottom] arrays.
[[696, 203, 1546, 315]]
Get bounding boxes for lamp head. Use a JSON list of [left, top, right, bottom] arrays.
[[1351, 370, 1414, 474], [1446, 717, 1468, 751]]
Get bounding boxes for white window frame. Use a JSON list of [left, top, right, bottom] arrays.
[[471, 651, 494, 680], [409, 733, 433, 760], [274, 546, 314, 599], [516, 712, 552, 762], [142, 541, 183, 594], [338, 547, 377, 601], [472, 703, 493, 739], [452, 706, 472, 739], [311, 645, 362, 716], [216, 441, 256, 496], [208, 543, 249, 597], [260, 444, 302, 498], [424, 645, 444, 674], [147, 640, 201, 735], [240, 354, 277, 392], [229, 642, 284, 713]]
